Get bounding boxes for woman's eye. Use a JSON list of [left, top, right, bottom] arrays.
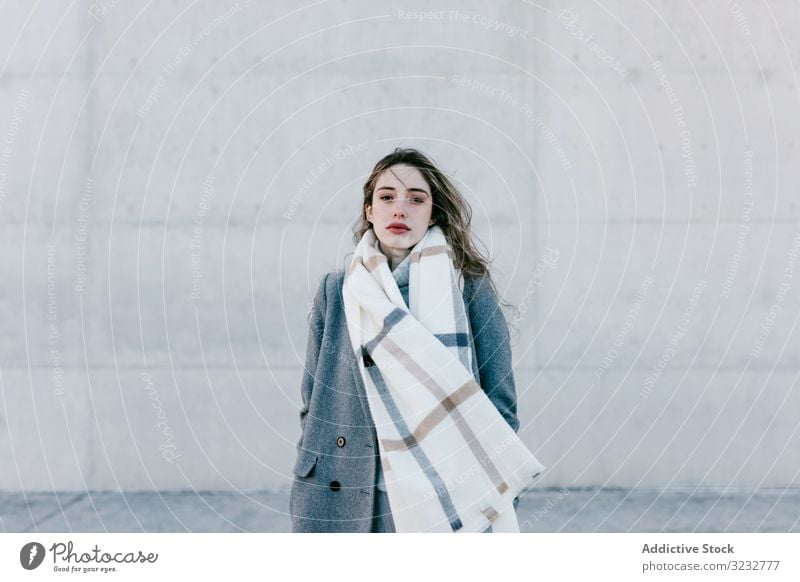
[[380, 195, 393, 201], [411, 198, 424, 204]]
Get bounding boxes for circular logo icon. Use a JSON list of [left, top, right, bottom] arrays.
[[20, 542, 46, 570]]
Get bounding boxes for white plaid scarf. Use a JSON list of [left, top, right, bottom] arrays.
[[343, 226, 544, 532]]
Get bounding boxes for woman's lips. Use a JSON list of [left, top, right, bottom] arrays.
[[387, 226, 410, 234]]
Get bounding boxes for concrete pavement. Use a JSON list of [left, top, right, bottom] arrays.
[[3, 488, 798, 533]]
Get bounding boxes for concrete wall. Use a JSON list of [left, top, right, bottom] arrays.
[[1, 0, 798, 492]]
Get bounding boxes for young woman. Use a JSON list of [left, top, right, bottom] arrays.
[[289, 148, 543, 533]]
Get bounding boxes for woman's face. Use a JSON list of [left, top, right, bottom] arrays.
[[366, 164, 434, 263]]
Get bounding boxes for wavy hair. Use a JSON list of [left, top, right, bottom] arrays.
[[353, 148, 492, 279], [352, 148, 520, 337]]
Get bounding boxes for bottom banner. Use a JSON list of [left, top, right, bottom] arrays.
[[2, 533, 798, 581]]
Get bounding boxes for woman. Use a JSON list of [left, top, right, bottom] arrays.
[[289, 148, 543, 533]]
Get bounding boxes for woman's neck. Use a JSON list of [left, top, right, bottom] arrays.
[[378, 242, 410, 270]]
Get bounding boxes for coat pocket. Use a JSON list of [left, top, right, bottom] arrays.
[[292, 449, 318, 478]]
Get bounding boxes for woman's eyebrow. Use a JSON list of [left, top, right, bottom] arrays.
[[376, 185, 429, 195]]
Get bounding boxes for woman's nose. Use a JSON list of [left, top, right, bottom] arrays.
[[392, 200, 407, 217]]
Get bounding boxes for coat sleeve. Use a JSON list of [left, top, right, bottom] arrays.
[[467, 275, 522, 513], [298, 273, 328, 446], [467, 275, 520, 433]]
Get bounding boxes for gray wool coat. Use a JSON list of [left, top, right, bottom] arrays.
[[289, 269, 521, 533]]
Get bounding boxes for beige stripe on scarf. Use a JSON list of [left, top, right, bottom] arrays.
[[380, 380, 481, 452], [410, 245, 452, 263], [379, 336, 510, 495]]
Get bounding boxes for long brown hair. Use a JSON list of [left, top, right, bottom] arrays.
[[353, 148, 519, 335], [354, 148, 492, 279]]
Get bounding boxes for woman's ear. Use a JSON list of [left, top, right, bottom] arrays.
[[365, 204, 372, 222]]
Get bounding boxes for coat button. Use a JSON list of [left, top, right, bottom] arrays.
[[329, 480, 341, 492], [336, 436, 346, 448]]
